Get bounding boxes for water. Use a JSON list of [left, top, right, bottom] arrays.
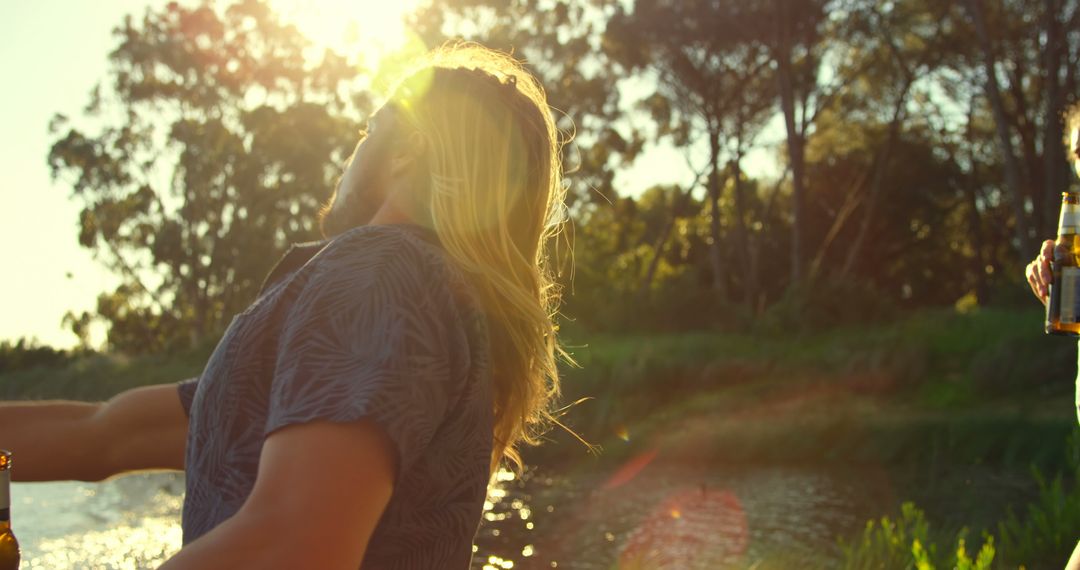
[[5, 462, 1022, 569], [471, 463, 897, 569], [11, 473, 184, 569]]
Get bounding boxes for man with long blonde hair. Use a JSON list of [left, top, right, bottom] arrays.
[[0, 42, 571, 569]]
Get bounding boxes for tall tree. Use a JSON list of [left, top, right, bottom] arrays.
[[963, 0, 1032, 254], [767, 0, 830, 283], [48, 0, 366, 352], [605, 0, 776, 303]]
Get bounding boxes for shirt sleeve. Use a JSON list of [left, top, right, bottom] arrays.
[[177, 376, 199, 418], [263, 232, 469, 479]]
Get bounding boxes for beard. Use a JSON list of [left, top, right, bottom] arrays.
[[318, 173, 386, 239]]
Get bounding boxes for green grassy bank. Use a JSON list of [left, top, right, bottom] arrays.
[[2, 306, 1076, 471]]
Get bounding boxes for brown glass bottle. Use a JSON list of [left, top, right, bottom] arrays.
[[1046, 192, 1080, 336], [0, 450, 18, 570]]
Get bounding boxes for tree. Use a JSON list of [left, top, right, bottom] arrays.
[[47, 0, 367, 352], [766, 0, 831, 283], [605, 0, 777, 306]]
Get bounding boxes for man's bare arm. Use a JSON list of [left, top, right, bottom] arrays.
[[158, 418, 395, 569], [0, 383, 189, 482]]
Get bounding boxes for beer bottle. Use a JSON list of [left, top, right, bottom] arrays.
[[1046, 191, 1080, 336], [0, 450, 18, 570]]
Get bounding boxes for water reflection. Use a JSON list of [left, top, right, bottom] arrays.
[[12, 473, 184, 569], [472, 463, 895, 569], [9, 464, 893, 569]]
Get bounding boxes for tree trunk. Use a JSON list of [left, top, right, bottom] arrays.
[[731, 147, 755, 308], [1043, 0, 1067, 237], [965, 0, 1032, 254], [774, 0, 806, 284], [637, 190, 678, 301], [840, 80, 911, 278], [1005, 69, 1042, 234], [965, 104, 991, 304], [707, 131, 728, 300]]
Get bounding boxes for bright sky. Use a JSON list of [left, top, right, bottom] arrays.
[[1, 0, 777, 350]]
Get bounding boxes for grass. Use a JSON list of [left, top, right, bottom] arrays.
[[529, 306, 1077, 471], [3, 305, 1077, 568], [1, 305, 1075, 472]]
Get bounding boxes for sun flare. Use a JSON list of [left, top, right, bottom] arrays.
[[270, 0, 427, 58]]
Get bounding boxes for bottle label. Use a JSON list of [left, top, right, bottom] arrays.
[[1059, 204, 1080, 233], [1060, 267, 1080, 324]]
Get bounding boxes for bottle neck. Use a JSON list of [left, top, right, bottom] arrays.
[[1060, 201, 1080, 235], [0, 468, 9, 523]]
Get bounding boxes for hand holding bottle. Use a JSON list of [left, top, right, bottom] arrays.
[[1026, 239, 1055, 305]]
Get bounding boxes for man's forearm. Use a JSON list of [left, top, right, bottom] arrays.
[[0, 400, 106, 482], [1, 384, 189, 482], [157, 507, 327, 570], [157, 509, 269, 570]]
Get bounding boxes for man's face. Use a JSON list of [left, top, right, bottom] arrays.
[[319, 106, 399, 238]]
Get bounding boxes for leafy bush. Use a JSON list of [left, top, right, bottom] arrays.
[[758, 276, 896, 334], [839, 502, 995, 570], [0, 337, 74, 374], [996, 430, 1080, 568], [843, 430, 1080, 570], [967, 334, 1075, 398]]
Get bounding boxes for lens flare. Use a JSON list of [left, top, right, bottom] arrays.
[[618, 486, 749, 569], [601, 448, 659, 491]]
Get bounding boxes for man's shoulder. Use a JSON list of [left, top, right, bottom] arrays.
[[321, 223, 449, 270], [313, 224, 458, 292], [258, 240, 329, 295]]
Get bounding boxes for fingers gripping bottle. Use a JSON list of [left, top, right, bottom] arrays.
[[1047, 192, 1080, 336]]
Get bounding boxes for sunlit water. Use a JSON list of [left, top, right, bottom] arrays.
[[6, 463, 1024, 569], [11, 473, 184, 569], [471, 463, 896, 570]]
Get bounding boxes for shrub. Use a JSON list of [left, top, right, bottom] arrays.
[[758, 276, 896, 334], [967, 334, 1075, 398], [839, 502, 995, 570], [0, 337, 73, 374], [996, 430, 1080, 568]]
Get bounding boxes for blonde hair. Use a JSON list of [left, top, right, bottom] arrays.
[[388, 43, 575, 474], [1067, 101, 1080, 162]]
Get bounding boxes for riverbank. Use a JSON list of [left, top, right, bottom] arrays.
[[530, 306, 1076, 469], [3, 306, 1074, 471], [2, 306, 1076, 567]]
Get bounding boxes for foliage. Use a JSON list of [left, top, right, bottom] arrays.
[[836, 429, 1080, 570], [756, 276, 897, 333], [47, 0, 368, 353], [967, 333, 1076, 398], [996, 430, 1080, 568], [37, 0, 1080, 348], [839, 502, 995, 570], [0, 338, 77, 375]]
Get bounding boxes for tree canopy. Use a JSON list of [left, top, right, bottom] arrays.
[[47, 0, 1080, 350]]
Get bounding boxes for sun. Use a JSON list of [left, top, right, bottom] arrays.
[[269, 0, 427, 60]]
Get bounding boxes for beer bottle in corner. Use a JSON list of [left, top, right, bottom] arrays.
[[1047, 191, 1080, 336], [0, 450, 18, 570]]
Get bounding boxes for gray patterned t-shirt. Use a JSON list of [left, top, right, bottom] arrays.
[[176, 223, 494, 569]]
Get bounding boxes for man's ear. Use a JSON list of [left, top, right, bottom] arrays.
[[391, 131, 426, 175]]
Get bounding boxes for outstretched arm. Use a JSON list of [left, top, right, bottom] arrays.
[[157, 418, 395, 570], [0, 383, 189, 482]]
